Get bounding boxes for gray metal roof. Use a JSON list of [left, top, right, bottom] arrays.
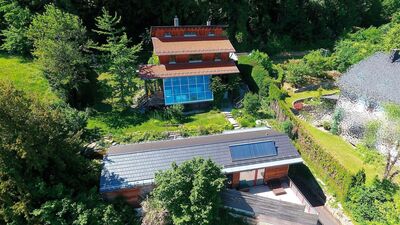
[[100, 128, 301, 192], [222, 189, 319, 225], [338, 52, 400, 104]]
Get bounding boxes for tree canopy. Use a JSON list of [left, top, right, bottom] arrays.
[[0, 80, 137, 224], [151, 158, 226, 225]]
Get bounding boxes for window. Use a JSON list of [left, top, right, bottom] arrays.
[[164, 32, 172, 38], [214, 53, 221, 62], [189, 54, 202, 63], [184, 31, 197, 37], [208, 31, 215, 37], [163, 75, 213, 105], [169, 55, 176, 64]]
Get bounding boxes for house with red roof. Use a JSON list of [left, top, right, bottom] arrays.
[[139, 16, 239, 106]]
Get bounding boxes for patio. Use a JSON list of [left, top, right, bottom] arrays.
[[248, 182, 303, 205]]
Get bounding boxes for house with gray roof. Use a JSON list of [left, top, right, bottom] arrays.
[[100, 127, 319, 224], [336, 50, 400, 144]]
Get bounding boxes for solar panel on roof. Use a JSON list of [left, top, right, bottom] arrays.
[[229, 141, 277, 161]]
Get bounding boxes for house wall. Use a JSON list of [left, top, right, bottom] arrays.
[[264, 165, 289, 182], [232, 172, 240, 188], [103, 185, 154, 208], [158, 53, 230, 64]]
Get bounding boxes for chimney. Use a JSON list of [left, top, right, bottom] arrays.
[[390, 49, 400, 63], [173, 16, 179, 27], [206, 20, 211, 26]]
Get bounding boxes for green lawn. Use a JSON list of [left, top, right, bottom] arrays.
[[88, 109, 232, 142], [285, 89, 385, 182], [0, 53, 57, 102]]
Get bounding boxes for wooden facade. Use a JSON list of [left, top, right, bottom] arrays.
[[103, 187, 142, 207], [106, 165, 290, 207], [264, 165, 289, 182], [158, 52, 230, 64]]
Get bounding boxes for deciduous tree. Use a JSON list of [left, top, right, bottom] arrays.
[[152, 158, 226, 225], [27, 4, 94, 107]]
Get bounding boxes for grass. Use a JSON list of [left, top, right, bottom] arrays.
[[87, 109, 232, 142], [0, 53, 58, 102], [284, 88, 385, 183]]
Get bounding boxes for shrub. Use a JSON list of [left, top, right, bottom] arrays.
[[164, 104, 184, 123], [282, 120, 294, 138], [237, 114, 256, 127], [322, 121, 331, 131], [243, 93, 260, 115], [293, 102, 303, 111], [330, 108, 343, 135], [268, 83, 283, 101], [283, 59, 309, 86]]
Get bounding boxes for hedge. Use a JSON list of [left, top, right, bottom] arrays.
[[275, 100, 354, 200]]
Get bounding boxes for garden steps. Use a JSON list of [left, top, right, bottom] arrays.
[[222, 111, 240, 129]]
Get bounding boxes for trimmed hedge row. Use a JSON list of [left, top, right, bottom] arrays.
[[276, 100, 354, 200]]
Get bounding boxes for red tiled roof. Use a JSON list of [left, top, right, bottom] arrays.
[[152, 37, 235, 55], [139, 61, 240, 79]]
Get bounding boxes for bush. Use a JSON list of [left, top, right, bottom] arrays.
[[283, 59, 309, 86], [243, 93, 260, 115], [122, 131, 170, 143], [293, 102, 303, 111], [322, 121, 331, 131], [268, 83, 283, 101], [282, 120, 294, 138], [164, 104, 184, 123], [237, 114, 256, 127], [330, 108, 343, 135]]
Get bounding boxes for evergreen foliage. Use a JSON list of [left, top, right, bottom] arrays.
[[93, 8, 142, 109], [0, 0, 32, 55]]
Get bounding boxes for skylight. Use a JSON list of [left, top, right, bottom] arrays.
[[229, 141, 277, 161]]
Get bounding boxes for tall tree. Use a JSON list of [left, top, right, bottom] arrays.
[[380, 104, 400, 180], [93, 8, 142, 109], [0, 0, 32, 55], [152, 158, 226, 225], [27, 4, 94, 107], [0, 80, 137, 224]]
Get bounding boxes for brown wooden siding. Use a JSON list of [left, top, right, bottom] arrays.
[[232, 172, 240, 188], [103, 187, 141, 207], [157, 53, 230, 65], [264, 165, 289, 182]]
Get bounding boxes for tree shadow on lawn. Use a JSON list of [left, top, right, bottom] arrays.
[[289, 163, 327, 207]]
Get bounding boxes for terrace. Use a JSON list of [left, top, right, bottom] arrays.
[[242, 178, 316, 214]]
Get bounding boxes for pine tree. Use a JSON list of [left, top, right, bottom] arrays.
[[93, 8, 142, 109]]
